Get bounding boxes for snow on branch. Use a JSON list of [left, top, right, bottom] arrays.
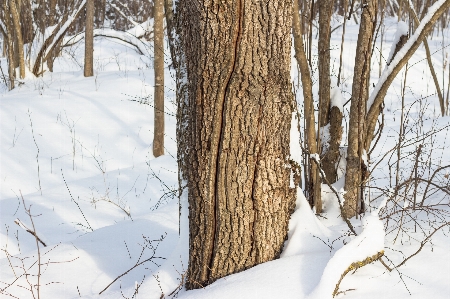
[[31, 0, 87, 75], [14, 218, 47, 247], [63, 29, 149, 55], [0, 20, 6, 36], [43, 0, 87, 59], [107, 1, 139, 28], [367, 0, 450, 113]]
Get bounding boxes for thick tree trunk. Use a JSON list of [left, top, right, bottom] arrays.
[[153, 0, 164, 157], [176, 0, 296, 289], [84, 0, 94, 77], [343, 0, 377, 218]]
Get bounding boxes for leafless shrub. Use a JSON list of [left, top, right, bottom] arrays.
[[368, 97, 450, 268], [0, 192, 78, 299]]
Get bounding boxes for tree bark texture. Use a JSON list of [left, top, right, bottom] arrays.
[[153, 0, 165, 157], [176, 0, 296, 289], [343, 0, 377, 218], [292, 0, 321, 210], [84, 0, 94, 77], [321, 105, 343, 183]]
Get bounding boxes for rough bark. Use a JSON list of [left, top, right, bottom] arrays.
[[343, 0, 377, 218], [153, 0, 164, 157], [293, 0, 321, 211], [322, 106, 343, 183], [84, 0, 94, 77], [9, 0, 25, 79], [176, 0, 296, 289]]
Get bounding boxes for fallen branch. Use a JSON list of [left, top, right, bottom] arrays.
[[333, 251, 384, 297]]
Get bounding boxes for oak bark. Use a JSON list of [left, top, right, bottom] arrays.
[[176, 0, 296, 289]]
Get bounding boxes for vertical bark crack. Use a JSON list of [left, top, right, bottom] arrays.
[[208, 0, 244, 278]]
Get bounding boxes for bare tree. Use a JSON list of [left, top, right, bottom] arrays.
[[153, 0, 164, 157], [343, 0, 378, 218], [84, 0, 94, 77], [9, 0, 24, 79], [175, 0, 296, 289], [292, 0, 321, 210]]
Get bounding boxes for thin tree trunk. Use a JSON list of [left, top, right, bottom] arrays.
[[409, 5, 445, 116], [163, 0, 176, 69], [343, 0, 377, 218], [3, 1, 15, 89], [318, 0, 333, 129], [9, 0, 25, 79], [153, 0, 164, 157], [84, 0, 94, 77], [293, 0, 321, 211], [176, 0, 296, 289]]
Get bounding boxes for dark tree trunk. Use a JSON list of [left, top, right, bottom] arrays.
[[175, 0, 296, 289]]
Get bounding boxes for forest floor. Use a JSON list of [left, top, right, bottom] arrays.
[[1, 16, 449, 299]]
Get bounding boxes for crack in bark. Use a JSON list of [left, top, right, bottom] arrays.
[[208, 0, 244, 279]]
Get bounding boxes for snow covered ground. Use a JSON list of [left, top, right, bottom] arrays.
[[1, 17, 450, 299]]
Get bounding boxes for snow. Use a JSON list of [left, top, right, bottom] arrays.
[[330, 85, 344, 111], [1, 9, 450, 299], [387, 21, 409, 64]]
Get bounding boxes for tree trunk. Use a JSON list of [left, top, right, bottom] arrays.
[[293, 0, 321, 210], [9, 0, 25, 79], [84, 0, 94, 77], [3, 0, 15, 89], [163, 0, 176, 69], [318, 0, 344, 186], [343, 0, 377, 218], [153, 0, 164, 157], [176, 0, 296, 289], [318, 0, 333, 130], [321, 104, 343, 183]]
